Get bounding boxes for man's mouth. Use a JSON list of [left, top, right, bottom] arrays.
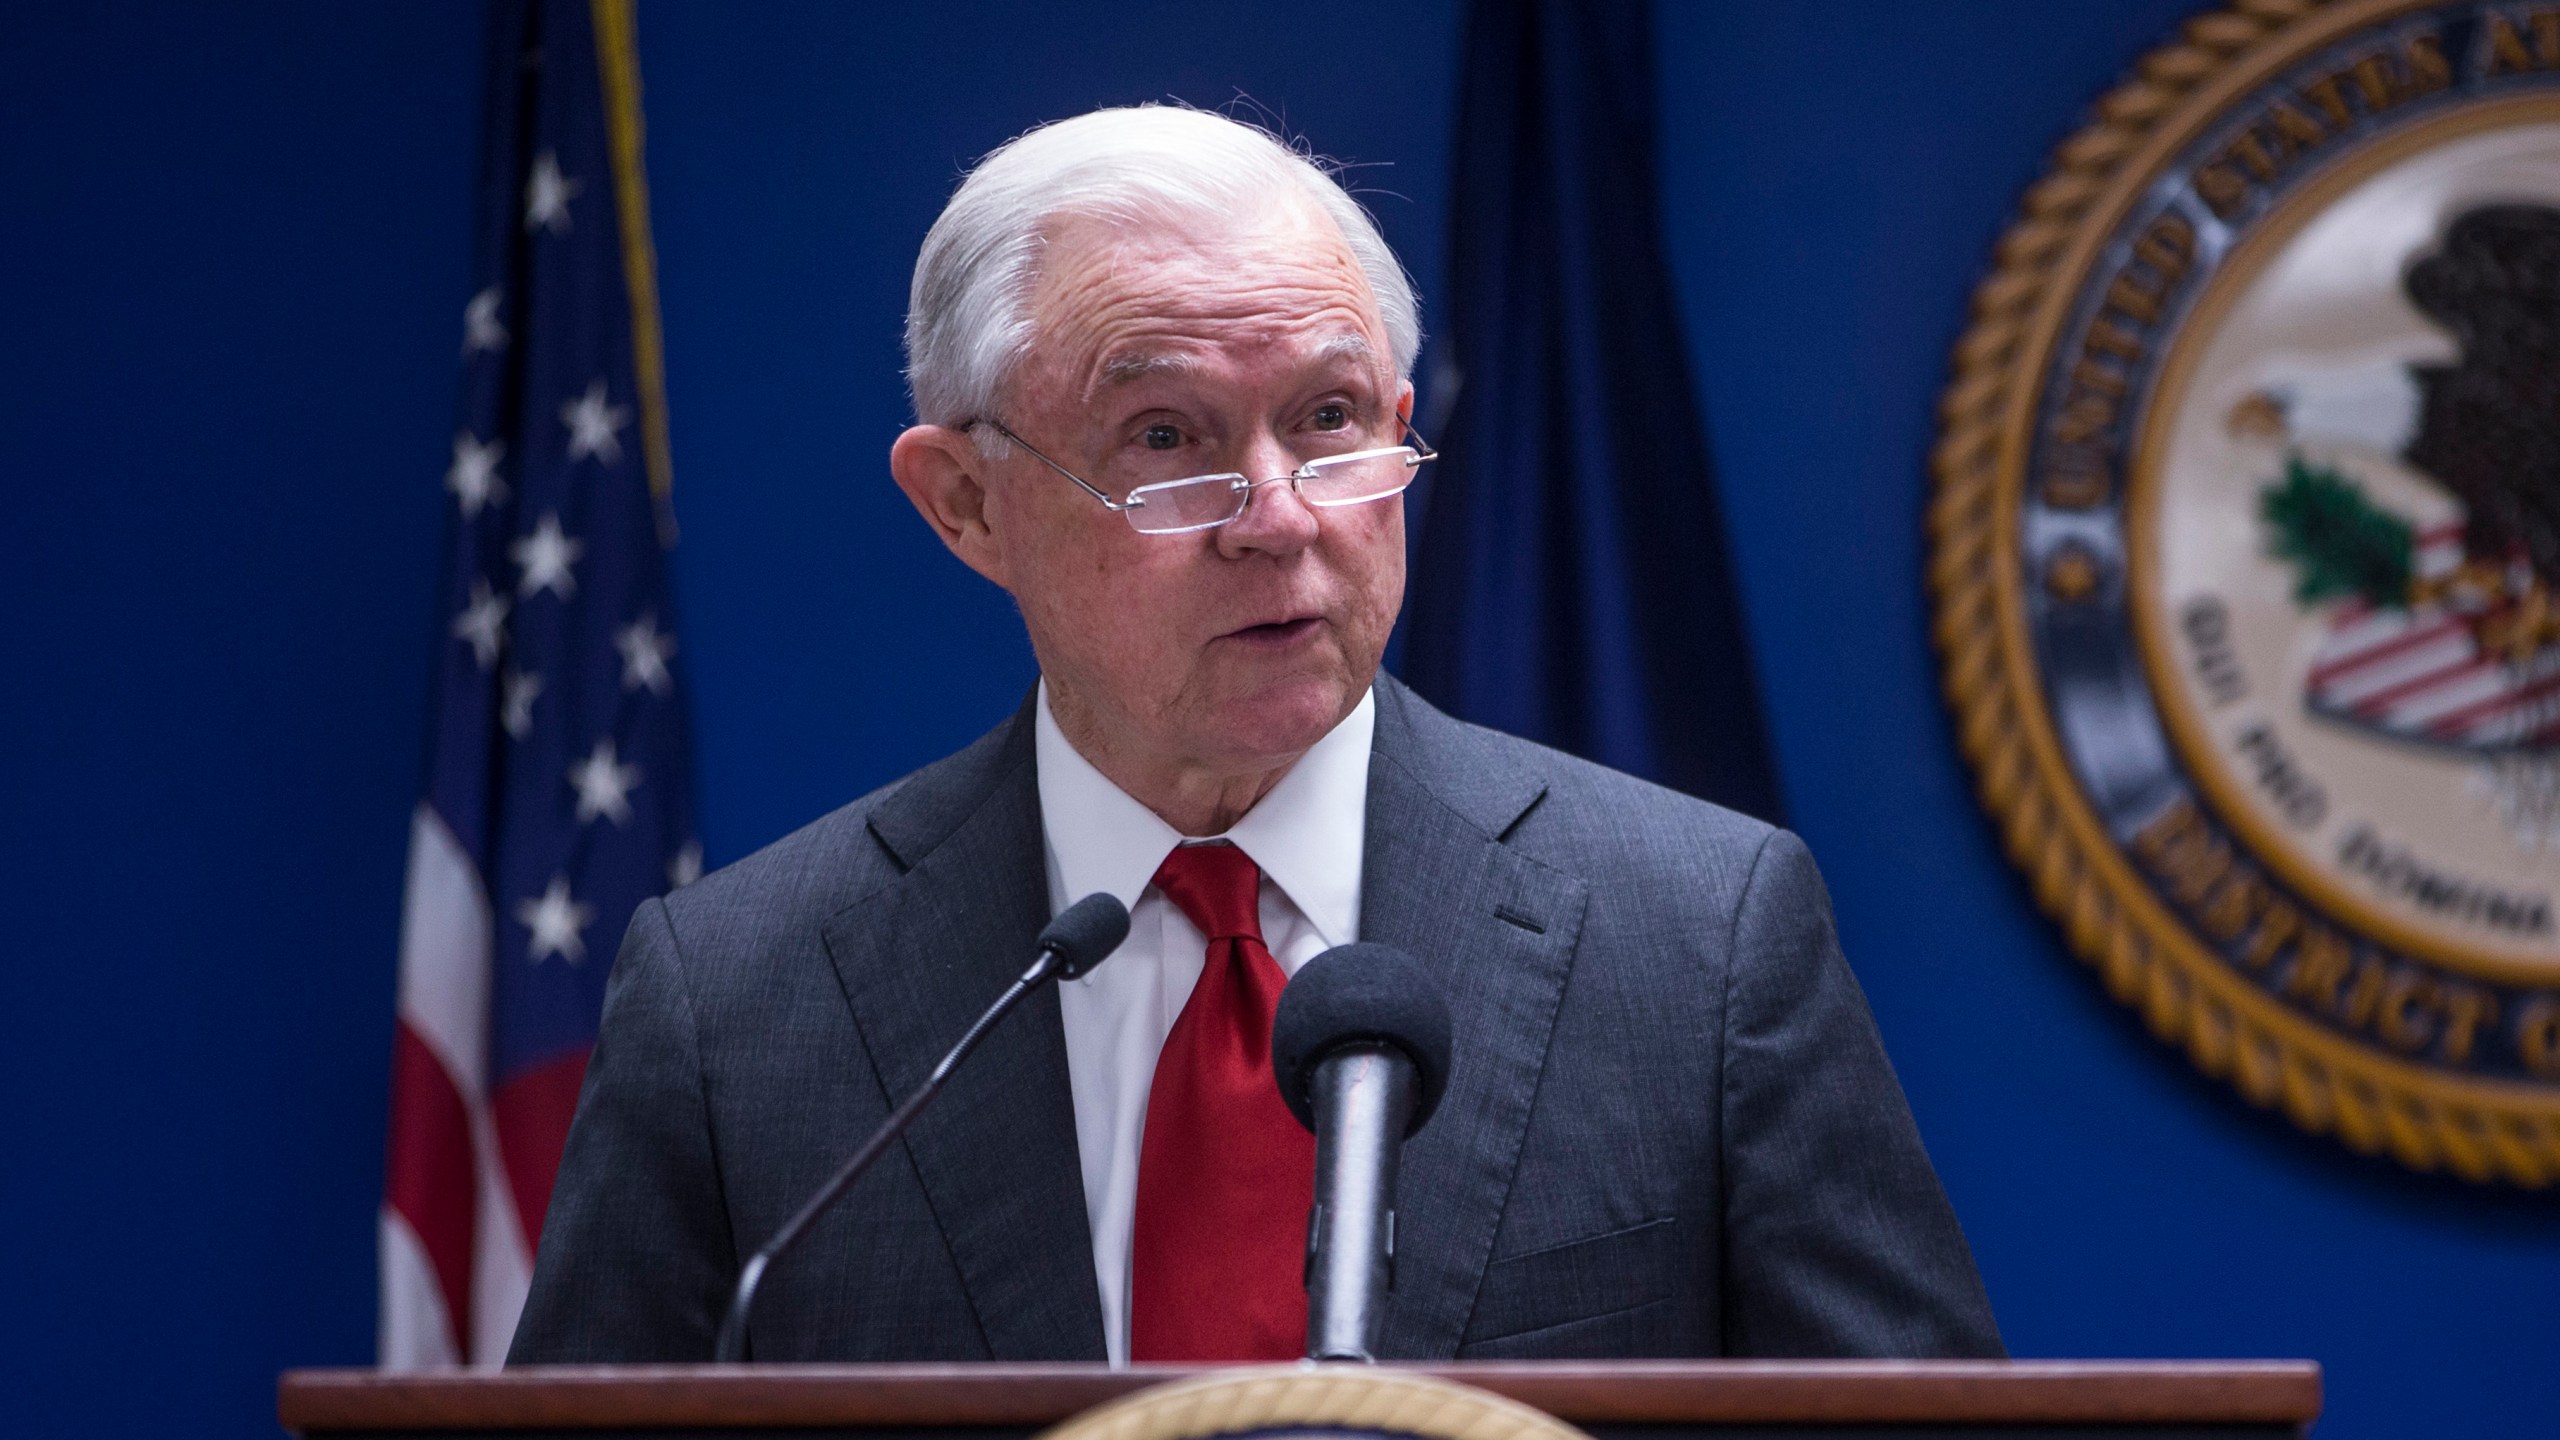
[[1221, 616, 1323, 648]]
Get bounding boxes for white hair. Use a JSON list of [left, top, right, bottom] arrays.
[[903, 105, 1421, 429]]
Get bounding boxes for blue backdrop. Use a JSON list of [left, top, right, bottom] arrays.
[[1, 4, 2551, 1437]]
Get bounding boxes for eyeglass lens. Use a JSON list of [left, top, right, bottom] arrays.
[[1125, 450, 1418, 534]]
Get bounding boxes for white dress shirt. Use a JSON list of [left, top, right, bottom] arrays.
[[1035, 682, 1375, 1366]]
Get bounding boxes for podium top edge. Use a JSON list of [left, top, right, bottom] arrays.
[[277, 1359, 2324, 1429]]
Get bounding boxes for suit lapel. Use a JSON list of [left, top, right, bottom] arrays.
[[1361, 679, 1588, 1359], [819, 705, 1108, 1360]]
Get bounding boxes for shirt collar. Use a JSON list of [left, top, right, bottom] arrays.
[[1033, 683, 1375, 947], [1224, 690, 1371, 947]]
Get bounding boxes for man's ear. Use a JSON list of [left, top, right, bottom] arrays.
[[889, 424, 1009, 589]]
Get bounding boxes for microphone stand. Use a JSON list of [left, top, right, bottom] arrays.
[[712, 947, 1070, 1363], [1303, 1045, 1419, 1362]]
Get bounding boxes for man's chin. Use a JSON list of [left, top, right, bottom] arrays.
[[1200, 671, 1367, 763]]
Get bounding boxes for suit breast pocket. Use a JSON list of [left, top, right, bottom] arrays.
[[1458, 1216, 1678, 1353]]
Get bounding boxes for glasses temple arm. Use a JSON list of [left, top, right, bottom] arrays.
[[980, 420, 1146, 511]]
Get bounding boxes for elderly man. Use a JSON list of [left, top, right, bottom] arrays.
[[511, 106, 1999, 1365]]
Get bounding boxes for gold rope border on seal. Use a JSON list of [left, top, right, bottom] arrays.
[[1037, 1367, 1592, 1440], [1926, 0, 2560, 1186]]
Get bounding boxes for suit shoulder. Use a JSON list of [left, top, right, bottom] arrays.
[[654, 775, 908, 949], [1374, 677, 1787, 908], [1537, 734, 1773, 846], [1440, 712, 1778, 853], [656, 701, 1033, 950], [1430, 728, 1798, 941]]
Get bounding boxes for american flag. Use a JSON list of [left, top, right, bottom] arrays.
[[380, 0, 695, 1368]]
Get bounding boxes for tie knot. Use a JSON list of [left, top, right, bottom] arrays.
[[1150, 842, 1264, 943]]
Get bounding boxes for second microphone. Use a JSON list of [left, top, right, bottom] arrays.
[[1270, 943, 1454, 1363]]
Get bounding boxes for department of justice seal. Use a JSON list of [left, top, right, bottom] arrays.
[[1037, 1368, 1590, 1440], [1931, 0, 2560, 1183]]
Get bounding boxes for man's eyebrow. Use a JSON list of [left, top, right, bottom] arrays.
[[1088, 333, 1382, 399], [1312, 333, 1378, 366], [1096, 351, 1206, 388]]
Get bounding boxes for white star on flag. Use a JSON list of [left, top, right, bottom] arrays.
[[513, 512, 584, 600], [669, 840, 705, 890], [462, 287, 509, 353], [615, 611, 677, 694], [452, 579, 510, 670], [446, 432, 508, 518], [524, 150, 581, 234], [501, 666, 544, 739], [561, 378, 630, 465], [516, 874, 595, 965], [567, 737, 643, 826]]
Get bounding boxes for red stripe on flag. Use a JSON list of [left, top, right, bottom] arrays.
[[384, 1020, 474, 1359], [2308, 612, 2469, 685], [493, 1047, 591, 1256], [2430, 664, 2560, 739], [2347, 655, 2496, 717]]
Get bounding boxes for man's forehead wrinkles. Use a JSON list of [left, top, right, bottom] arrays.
[[1068, 283, 1369, 333], [1025, 222, 1392, 414], [1069, 305, 1383, 403]]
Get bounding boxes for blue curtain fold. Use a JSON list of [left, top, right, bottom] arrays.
[[1399, 0, 1784, 823]]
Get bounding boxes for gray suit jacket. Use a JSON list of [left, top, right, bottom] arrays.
[[510, 677, 2000, 1363]]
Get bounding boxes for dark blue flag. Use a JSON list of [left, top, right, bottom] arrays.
[[381, 0, 695, 1366], [1401, 0, 1784, 821]]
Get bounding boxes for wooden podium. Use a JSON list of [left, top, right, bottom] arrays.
[[278, 1360, 2322, 1439]]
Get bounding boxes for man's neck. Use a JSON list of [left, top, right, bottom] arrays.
[[1044, 684, 1306, 837]]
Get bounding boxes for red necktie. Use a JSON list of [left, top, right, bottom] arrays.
[[1128, 842, 1314, 1361]]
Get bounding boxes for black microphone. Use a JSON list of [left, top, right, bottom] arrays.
[[710, 892, 1129, 1362], [1269, 943, 1453, 1362]]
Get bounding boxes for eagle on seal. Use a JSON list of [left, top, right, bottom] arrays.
[[2255, 203, 2560, 755], [2403, 203, 2560, 586]]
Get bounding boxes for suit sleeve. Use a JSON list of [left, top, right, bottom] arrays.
[[507, 896, 735, 1362], [1716, 830, 2004, 1357]]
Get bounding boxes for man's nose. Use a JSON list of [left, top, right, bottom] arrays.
[[1214, 439, 1321, 557]]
